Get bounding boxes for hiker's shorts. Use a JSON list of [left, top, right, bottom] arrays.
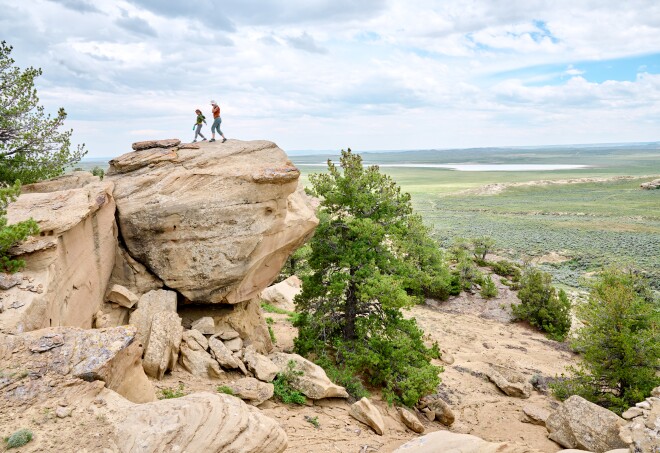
[[211, 118, 222, 135]]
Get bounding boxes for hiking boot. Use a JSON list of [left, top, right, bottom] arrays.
[[222, 138, 227, 143], [209, 138, 216, 142], [202, 138, 207, 141], [192, 140, 197, 142]]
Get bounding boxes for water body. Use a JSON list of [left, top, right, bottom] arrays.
[[296, 163, 590, 172]]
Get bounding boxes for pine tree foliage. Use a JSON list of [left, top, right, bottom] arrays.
[[0, 181, 39, 273], [552, 269, 660, 414], [294, 149, 448, 406], [0, 41, 86, 184]]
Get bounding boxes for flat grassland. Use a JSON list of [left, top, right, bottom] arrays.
[[294, 144, 660, 289]]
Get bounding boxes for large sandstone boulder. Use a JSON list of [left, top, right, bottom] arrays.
[[350, 397, 386, 435], [260, 275, 302, 311], [111, 391, 287, 452], [1, 174, 117, 334], [546, 395, 628, 452], [142, 311, 183, 379], [108, 140, 318, 304], [0, 325, 155, 404], [393, 431, 544, 452], [269, 352, 348, 399]]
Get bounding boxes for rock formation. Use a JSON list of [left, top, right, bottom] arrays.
[[1, 173, 116, 334], [260, 275, 302, 311], [269, 352, 349, 399], [393, 431, 544, 452], [107, 140, 318, 305], [618, 386, 660, 452], [349, 397, 386, 435]]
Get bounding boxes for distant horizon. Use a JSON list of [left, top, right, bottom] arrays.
[[82, 139, 660, 160]]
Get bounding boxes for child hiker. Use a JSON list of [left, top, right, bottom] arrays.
[[192, 109, 207, 142]]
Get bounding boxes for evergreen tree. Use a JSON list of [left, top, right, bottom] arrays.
[[0, 41, 86, 184], [294, 149, 448, 406], [552, 269, 660, 413], [1, 181, 39, 273]]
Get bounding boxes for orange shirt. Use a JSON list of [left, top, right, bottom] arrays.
[[212, 105, 220, 118]]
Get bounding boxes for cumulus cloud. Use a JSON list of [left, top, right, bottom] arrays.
[[46, 0, 101, 14], [285, 32, 328, 54], [115, 10, 158, 37]]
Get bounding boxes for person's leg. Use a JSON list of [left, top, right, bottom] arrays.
[[218, 119, 227, 142], [193, 124, 202, 141], [210, 118, 220, 141]]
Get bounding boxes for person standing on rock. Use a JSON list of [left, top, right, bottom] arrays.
[[192, 109, 207, 142], [209, 100, 227, 143]]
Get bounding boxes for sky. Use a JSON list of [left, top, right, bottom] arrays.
[[2, 0, 659, 158]]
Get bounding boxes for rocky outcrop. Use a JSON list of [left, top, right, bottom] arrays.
[[640, 178, 660, 190], [108, 140, 318, 305], [179, 330, 223, 378], [269, 352, 349, 399], [1, 174, 116, 334], [0, 325, 155, 404], [111, 391, 287, 453], [618, 387, 660, 452], [486, 364, 532, 398], [208, 336, 242, 369], [393, 431, 544, 452], [546, 395, 628, 452], [110, 244, 163, 295], [260, 275, 302, 311], [350, 397, 385, 435]]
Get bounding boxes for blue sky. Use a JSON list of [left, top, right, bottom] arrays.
[[1, 0, 659, 157]]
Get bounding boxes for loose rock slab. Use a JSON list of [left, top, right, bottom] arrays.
[[393, 431, 543, 452], [486, 365, 532, 398], [397, 407, 425, 433], [142, 311, 183, 379], [105, 284, 139, 308], [243, 345, 279, 382], [128, 289, 178, 346], [350, 397, 386, 435], [227, 377, 274, 406]]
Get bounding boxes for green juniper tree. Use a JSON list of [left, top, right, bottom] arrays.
[[552, 269, 660, 413], [1, 181, 39, 273], [294, 149, 448, 406], [0, 41, 86, 184]]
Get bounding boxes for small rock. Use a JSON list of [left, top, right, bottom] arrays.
[[621, 407, 644, 420], [421, 407, 435, 422], [56, 406, 73, 418], [131, 139, 181, 151], [227, 377, 274, 406], [208, 336, 241, 370], [651, 386, 660, 398], [191, 317, 215, 335], [105, 284, 139, 308], [243, 346, 279, 382], [183, 329, 209, 351], [217, 326, 241, 341], [269, 352, 349, 399], [426, 397, 455, 426], [522, 404, 550, 426], [486, 365, 532, 398], [0, 273, 21, 290], [349, 397, 386, 435], [635, 401, 651, 410], [398, 407, 424, 433], [440, 349, 455, 365]]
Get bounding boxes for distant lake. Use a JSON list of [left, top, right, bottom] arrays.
[[296, 163, 590, 172]]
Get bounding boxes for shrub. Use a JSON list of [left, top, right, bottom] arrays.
[[273, 360, 306, 405], [261, 303, 291, 315], [480, 275, 498, 299], [91, 166, 105, 180], [512, 267, 571, 341], [471, 236, 495, 261], [158, 383, 185, 399], [314, 356, 370, 401], [489, 259, 521, 281], [216, 385, 234, 395], [551, 269, 660, 414], [5, 429, 33, 449], [454, 256, 482, 291], [1, 181, 40, 273]]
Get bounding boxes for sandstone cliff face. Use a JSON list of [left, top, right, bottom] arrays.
[[107, 140, 318, 304], [0, 174, 117, 333]]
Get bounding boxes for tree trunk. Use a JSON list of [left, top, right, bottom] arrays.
[[343, 275, 358, 341]]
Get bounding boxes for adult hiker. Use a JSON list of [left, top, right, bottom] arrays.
[[209, 100, 227, 143], [192, 109, 207, 142]]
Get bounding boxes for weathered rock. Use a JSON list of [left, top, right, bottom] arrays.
[[269, 352, 348, 399], [142, 312, 183, 379], [112, 391, 287, 452], [486, 365, 532, 398], [0, 326, 155, 404], [179, 343, 223, 378], [108, 140, 318, 305], [209, 336, 242, 369], [128, 289, 178, 346], [0, 273, 21, 290], [55, 405, 73, 418], [546, 395, 628, 452], [227, 377, 274, 406], [350, 397, 386, 435], [192, 316, 215, 334], [110, 244, 163, 295], [224, 337, 243, 352], [259, 275, 301, 312], [619, 390, 660, 453], [94, 304, 130, 328], [522, 404, 551, 426], [1, 176, 116, 334], [393, 431, 544, 452], [105, 284, 139, 308], [426, 397, 455, 426], [131, 138, 181, 151], [621, 407, 644, 420], [183, 328, 209, 350], [217, 326, 241, 340], [243, 345, 279, 382], [397, 407, 425, 433]]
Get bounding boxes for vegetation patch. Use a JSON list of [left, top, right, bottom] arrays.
[[216, 385, 234, 395], [273, 360, 306, 405], [158, 383, 186, 399], [5, 429, 33, 449]]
